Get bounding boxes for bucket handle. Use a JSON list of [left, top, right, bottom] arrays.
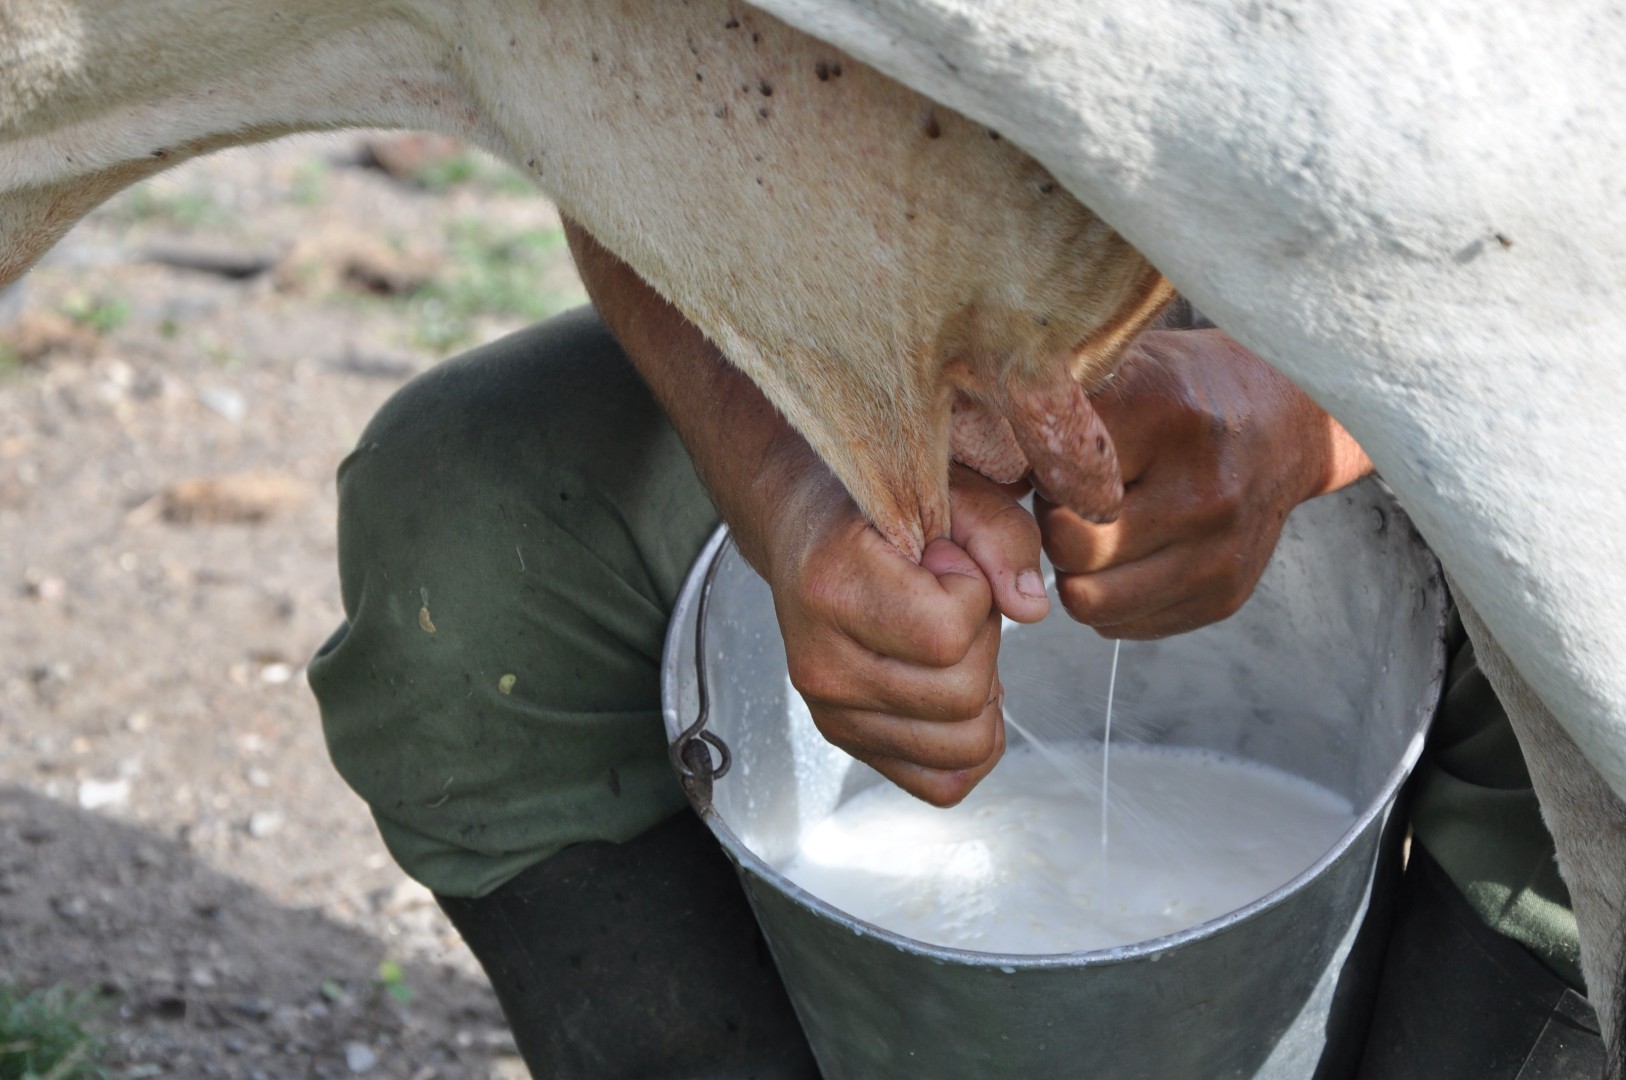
[[670, 531, 734, 805]]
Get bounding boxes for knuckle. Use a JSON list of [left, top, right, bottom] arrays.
[[785, 655, 837, 704], [918, 621, 976, 668], [942, 680, 993, 723], [1211, 587, 1250, 623], [1059, 578, 1115, 627], [917, 775, 975, 808], [1203, 474, 1247, 525], [964, 714, 1001, 763], [1200, 565, 1253, 622]]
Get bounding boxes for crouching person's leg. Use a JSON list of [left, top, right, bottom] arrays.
[[307, 309, 818, 1079]]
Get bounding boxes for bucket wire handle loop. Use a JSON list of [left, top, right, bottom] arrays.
[[671, 531, 734, 783]]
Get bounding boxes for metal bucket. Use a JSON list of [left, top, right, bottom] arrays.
[[662, 479, 1447, 1079]]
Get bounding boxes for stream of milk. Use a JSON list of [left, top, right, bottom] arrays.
[[777, 743, 1356, 954]]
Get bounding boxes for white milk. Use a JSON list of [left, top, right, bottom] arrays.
[[777, 744, 1356, 954]]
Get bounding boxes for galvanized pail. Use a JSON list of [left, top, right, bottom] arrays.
[[662, 479, 1447, 1079]]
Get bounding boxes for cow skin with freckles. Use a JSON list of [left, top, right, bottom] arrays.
[[0, 0, 1169, 558]]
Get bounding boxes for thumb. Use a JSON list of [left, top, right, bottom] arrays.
[[919, 536, 998, 619], [948, 466, 1050, 624]]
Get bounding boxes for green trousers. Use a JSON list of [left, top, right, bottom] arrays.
[[309, 307, 1589, 1075]]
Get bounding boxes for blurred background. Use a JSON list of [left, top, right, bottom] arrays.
[[0, 131, 589, 1079]]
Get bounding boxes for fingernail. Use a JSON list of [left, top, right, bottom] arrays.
[[1016, 569, 1046, 599]]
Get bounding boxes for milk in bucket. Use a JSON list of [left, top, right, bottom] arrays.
[[664, 479, 1448, 1079], [778, 743, 1358, 954]]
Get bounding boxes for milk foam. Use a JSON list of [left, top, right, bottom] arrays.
[[776, 744, 1356, 954]]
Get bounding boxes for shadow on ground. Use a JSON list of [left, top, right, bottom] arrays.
[[0, 786, 516, 1079]]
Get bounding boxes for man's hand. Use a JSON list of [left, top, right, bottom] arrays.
[[760, 464, 1048, 806], [564, 219, 1045, 806], [1038, 329, 1373, 639]]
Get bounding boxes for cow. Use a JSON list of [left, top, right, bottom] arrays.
[[5, 0, 1625, 1068]]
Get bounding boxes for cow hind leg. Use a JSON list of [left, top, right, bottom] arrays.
[[1457, 595, 1626, 1074]]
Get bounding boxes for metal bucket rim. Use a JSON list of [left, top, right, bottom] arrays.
[[662, 515, 1447, 969]]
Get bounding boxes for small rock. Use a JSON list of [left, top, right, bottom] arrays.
[[141, 240, 279, 281], [78, 777, 130, 811], [275, 229, 437, 298], [488, 1057, 528, 1080], [156, 472, 308, 525], [198, 387, 247, 423], [380, 877, 435, 915], [344, 1042, 377, 1074], [22, 571, 67, 603], [246, 767, 271, 789], [247, 811, 284, 839], [52, 895, 89, 920], [0, 310, 99, 365], [362, 133, 464, 179], [126, 711, 152, 733], [234, 997, 273, 1021], [258, 662, 293, 685]]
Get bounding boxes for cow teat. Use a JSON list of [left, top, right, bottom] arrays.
[[950, 376, 1126, 526]]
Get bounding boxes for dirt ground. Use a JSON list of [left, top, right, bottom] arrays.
[[1, 132, 590, 1079]]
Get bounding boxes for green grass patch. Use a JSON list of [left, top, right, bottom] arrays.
[[407, 218, 583, 351], [411, 152, 534, 197], [60, 293, 130, 336], [0, 985, 108, 1080], [109, 186, 229, 229], [290, 161, 330, 207], [375, 959, 413, 1005]]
